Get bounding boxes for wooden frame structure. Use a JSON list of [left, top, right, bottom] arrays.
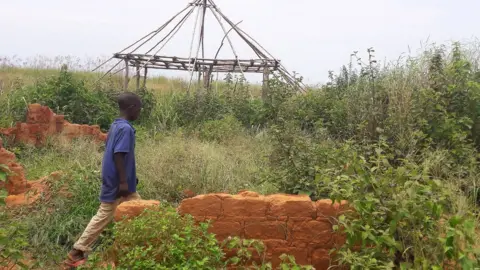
[[93, 0, 305, 95]]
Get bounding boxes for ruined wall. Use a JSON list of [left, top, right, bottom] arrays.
[[0, 104, 107, 203], [0, 137, 29, 195], [114, 192, 348, 269], [0, 103, 107, 146], [177, 191, 348, 269], [0, 137, 61, 206]]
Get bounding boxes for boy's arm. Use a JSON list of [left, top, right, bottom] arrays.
[[113, 127, 133, 197], [114, 152, 129, 197]]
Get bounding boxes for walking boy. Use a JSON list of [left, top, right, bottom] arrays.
[[64, 92, 143, 267]]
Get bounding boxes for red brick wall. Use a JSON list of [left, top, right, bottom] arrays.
[[0, 103, 107, 146], [178, 191, 348, 269]]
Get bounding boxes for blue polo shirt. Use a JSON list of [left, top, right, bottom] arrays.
[[100, 119, 137, 203]]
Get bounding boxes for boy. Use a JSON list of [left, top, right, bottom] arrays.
[[64, 92, 143, 267]]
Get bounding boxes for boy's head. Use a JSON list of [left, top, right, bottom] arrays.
[[117, 92, 142, 121]]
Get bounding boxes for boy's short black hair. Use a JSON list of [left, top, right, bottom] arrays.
[[117, 92, 141, 110]]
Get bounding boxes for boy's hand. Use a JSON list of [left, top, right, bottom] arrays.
[[117, 178, 130, 197]]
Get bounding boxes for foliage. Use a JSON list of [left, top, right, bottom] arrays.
[[199, 114, 244, 142], [0, 163, 10, 183], [0, 213, 29, 269], [6, 141, 106, 266], [135, 86, 157, 126], [323, 139, 479, 268], [21, 168, 103, 263], [274, 254, 314, 270], [223, 237, 266, 267], [223, 237, 314, 270], [264, 42, 480, 267], [90, 205, 225, 270], [1, 41, 480, 269], [0, 67, 157, 130], [30, 68, 116, 130], [174, 90, 229, 128], [0, 164, 13, 207], [0, 190, 6, 206], [265, 123, 324, 196], [268, 126, 480, 267]]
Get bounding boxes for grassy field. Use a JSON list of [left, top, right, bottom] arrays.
[[2, 40, 480, 269]]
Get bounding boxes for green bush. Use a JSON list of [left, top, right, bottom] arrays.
[[135, 86, 157, 126], [199, 115, 244, 142], [223, 237, 314, 270], [0, 68, 158, 131], [0, 213, 29, 269], [90, 205, 224, 270], [175, 91, 229, 128], [29, 69, 117, 130], [324, 139, 480, 268], [267, 125, 480, 268]]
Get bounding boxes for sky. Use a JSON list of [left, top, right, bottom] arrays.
[[1, 0, 479, 84]]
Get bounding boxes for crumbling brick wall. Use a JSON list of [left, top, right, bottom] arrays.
[[178, 191, 348, 269], [0, 137, 64, 207], [0, 103, 107, 146], [0, 137, 29, 195]]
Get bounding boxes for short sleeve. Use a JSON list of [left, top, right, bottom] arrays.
[[113, 127, 133, 153]]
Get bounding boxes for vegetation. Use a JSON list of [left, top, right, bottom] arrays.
[[85, 206, 225, 270], [1, 40, 480, 269]]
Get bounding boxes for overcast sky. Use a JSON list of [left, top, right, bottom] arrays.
[[1, 0, 479, 84]]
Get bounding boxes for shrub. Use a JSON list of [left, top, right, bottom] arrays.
[[30, 68, 117, 130], [90, 205, 224, 270], [267, 117, 480, 268], [324, 140, 480, 268], [223, 237, 314, 270], [199, 115, 244, 142], [0, 213, 29, 269], [175, 91, 229, 127], [135, 86, 157, 126], [0, 163, 10, 188], [0, 68, 158, 131]]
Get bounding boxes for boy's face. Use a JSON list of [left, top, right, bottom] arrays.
[[126, 101, 142, 121]]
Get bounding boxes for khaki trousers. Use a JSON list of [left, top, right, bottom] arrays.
[[73, 192, 141, 252]]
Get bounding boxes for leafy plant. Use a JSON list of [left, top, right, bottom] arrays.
[[199, 114, 244, 142], [223, 237, 266, 268], [275, 254, 314, 270], [322, 139, 480, 268], [0, 214, 29, 269], [0, 163, 9, 183], [0, 164, 13, 206], [222, 237, 313, 270], [90, 205, 225, 269], [29, 68, 117, 130]]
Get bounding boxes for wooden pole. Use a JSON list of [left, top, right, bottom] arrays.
[[124, 59, 129, 91], [203, 67, 211, 89], [262, 66, 270, 102], [136, 64, 140, 90], [197, 64, 202, 91], [198, 0, 207, 85], [143, 67, 148, 88]]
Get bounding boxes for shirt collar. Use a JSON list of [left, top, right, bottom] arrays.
[[114, 118, 136, 133]]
